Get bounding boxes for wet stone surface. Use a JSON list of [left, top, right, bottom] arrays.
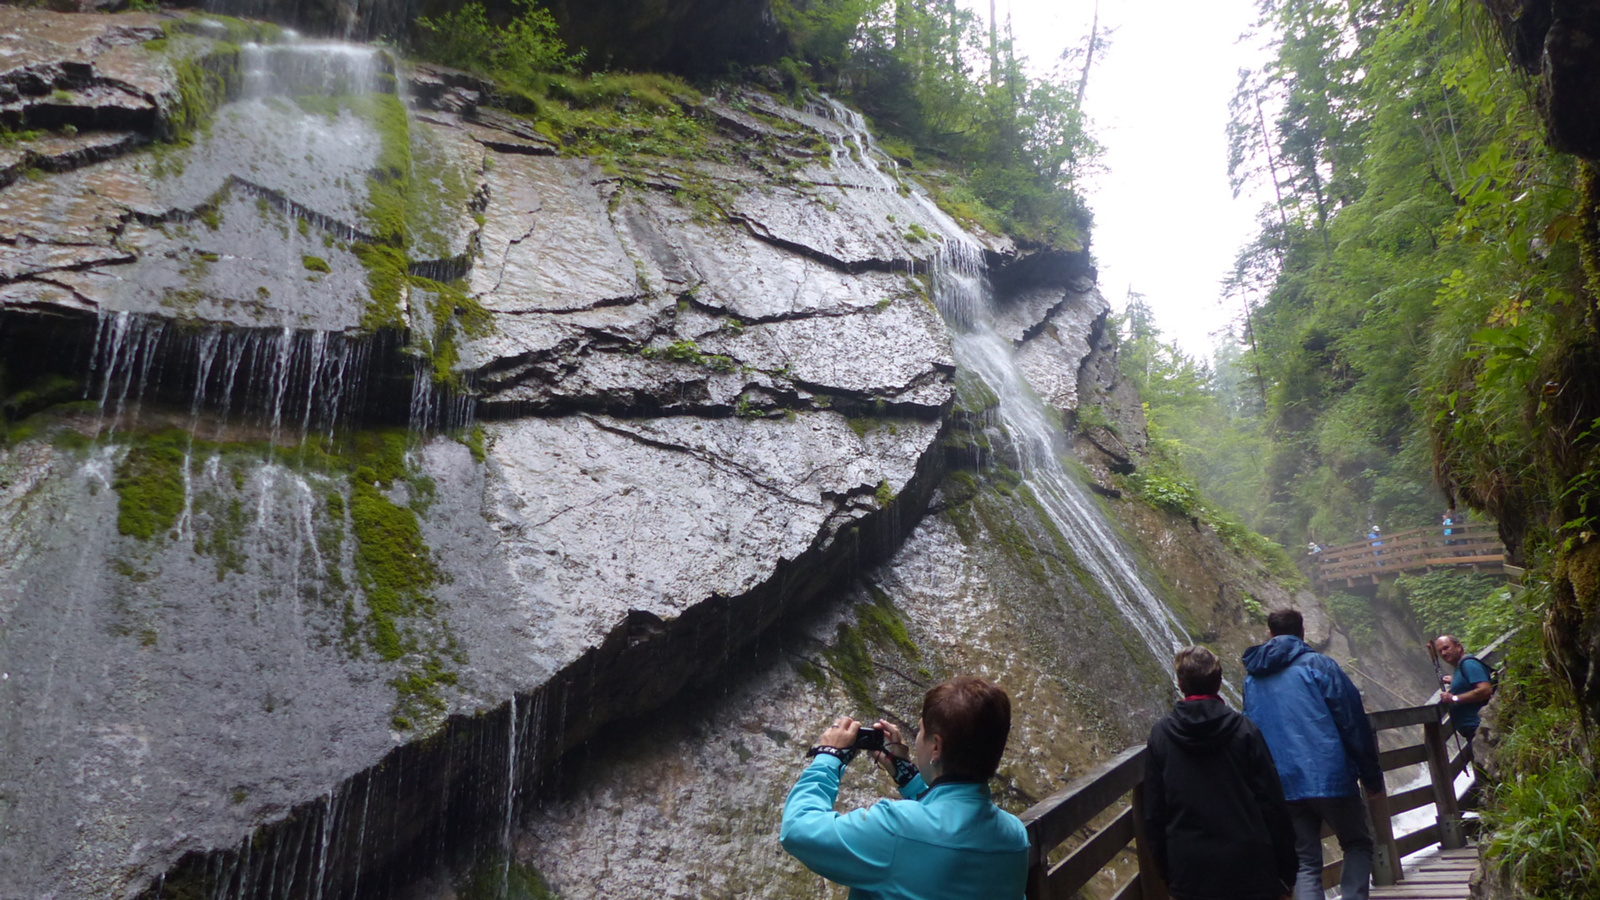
[[0, 9, 1103, 900]]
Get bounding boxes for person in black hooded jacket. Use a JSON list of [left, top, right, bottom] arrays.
[[1142, 646, 1296, 900]]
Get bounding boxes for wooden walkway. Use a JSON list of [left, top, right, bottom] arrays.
[[1018, 685, 1502, 900], [1311, 523, 1505, 586], [1370, 845, 1478, 899]]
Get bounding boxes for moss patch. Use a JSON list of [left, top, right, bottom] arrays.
[[353, 242, 409, 330], [114, 430, 189, 541], [818, 585, 921, 711], [640, 338, 737, 372], [192, 489, 252, 581]]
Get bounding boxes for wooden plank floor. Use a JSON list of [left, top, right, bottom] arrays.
[[1370, 846, 1477, 899]]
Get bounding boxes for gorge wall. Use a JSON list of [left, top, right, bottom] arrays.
[[0, 8, 1404, 900]]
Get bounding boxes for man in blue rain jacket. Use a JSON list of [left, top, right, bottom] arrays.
[[780, 676, 1029, 900], [1243, 609, 1384, 900]]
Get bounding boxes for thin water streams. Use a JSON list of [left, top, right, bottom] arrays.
[[939, 259, 1189, 667], [812, 96, 1189, 667]]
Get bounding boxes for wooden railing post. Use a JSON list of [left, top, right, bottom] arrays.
[[1025, 841, 1049, 900], [1422, 716, 1466, 850], [1129, 782, 1170, 900], [1366, 787, 1401, 886]]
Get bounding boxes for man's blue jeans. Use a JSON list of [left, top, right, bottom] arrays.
[[1288, 795, 1374, 900]]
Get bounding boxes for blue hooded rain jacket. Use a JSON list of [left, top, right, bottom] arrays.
[[1241, 635, 1384, 801], [780, 755, 1029, 900]]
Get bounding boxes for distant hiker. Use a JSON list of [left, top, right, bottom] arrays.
[[1435, 635, 1494, 741], [781, 676, 1028, 899], [1367, 525, 1383, 561], [1441, 506, 1458, 544], [1142, 646, 1297, 900], [1243, 609, 1384, 900]]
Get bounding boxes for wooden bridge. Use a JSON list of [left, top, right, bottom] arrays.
[[1019, 696, 1482, 899], [1311, 523, 1505, 587]]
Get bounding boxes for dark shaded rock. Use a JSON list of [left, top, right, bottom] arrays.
[[990, 245, 1095, 295], [1480, 0, 1600, 158], [0, 129, 146, 188], [536, 0, 784, 75], [1072, 305, 1151, 478]]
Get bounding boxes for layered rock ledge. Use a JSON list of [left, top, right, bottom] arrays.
[[0, 10, 1105, 900]]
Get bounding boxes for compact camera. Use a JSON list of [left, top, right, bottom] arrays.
[[852, 727, 886, 752]]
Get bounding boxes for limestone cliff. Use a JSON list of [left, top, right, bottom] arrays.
[[0, 9, 1385, 900]]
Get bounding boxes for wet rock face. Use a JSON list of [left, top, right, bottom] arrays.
[[1481, 0, 1600, 158], [0, 10, 1093, 900]]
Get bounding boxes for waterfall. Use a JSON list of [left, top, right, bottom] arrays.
[[941, 277, 1188, 666], [54, 33, 478, 439], [239, 40, 384, 99], [814, 95, 1188, 667]]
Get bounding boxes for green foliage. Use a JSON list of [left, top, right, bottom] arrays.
[[1390, 569, 1501, 641], [458, 853, 558, 900], [1113, 296, 1272, 528], [811, 3, 1099, 246], [818, 585, 920, 710], [162, 48, 242, 142], [1124, 466, 1202, 518], [415, 0, 582, 83], [875, 479, 896, 505], [1482, 623, 1600, 899], [1208, 0, 1593, 553], [462, 424, 487, 463], [192, 489, 251, 581], [353, 242, 408, 330], [301, 254, 331, 273], [1324, 591, 1379, 645], [1488, 757, 1600, 898]]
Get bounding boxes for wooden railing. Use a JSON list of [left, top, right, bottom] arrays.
[[1018, 700, 1479, 899], [1311, 523, 1504, 586]]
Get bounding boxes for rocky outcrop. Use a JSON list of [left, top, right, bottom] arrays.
[[0, 10, 1063, 900], [490, 249, 1341, 900], [0, 11, 1392, 900], [0, 10, 927, 900], [1480, 0, 1600, 158]]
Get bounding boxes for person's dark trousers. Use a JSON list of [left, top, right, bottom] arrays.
[[1288, 796, 1374, 900]]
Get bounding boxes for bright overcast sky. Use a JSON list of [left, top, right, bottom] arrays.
[[990, 0, 1273, 359]]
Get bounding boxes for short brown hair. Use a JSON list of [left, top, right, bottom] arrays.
[[1267, 608, 1304, 639], [922, 676, 1011, 780], [1174, 646, 1222, 696]]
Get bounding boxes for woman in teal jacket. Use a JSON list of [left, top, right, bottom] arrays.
[[780, 677, 1030, 900]]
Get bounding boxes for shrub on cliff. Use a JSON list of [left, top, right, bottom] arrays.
[[415, 0, 583, 83]]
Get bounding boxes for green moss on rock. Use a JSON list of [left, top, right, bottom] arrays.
[[114, 430, 189, 540]]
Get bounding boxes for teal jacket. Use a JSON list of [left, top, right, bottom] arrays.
[[780, 755, 1030, 899]]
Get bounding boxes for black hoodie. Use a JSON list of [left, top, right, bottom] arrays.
[[1141, 698, 1297, 900]]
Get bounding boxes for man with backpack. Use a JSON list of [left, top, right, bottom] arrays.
[[1243, 609, 1384, 900], [1434, 635, 1494, 740]]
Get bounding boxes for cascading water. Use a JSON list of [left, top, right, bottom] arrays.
[[815, 95, 1188, 668], [64, 34, 475, 439], [936, 258, 1187, 666]]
